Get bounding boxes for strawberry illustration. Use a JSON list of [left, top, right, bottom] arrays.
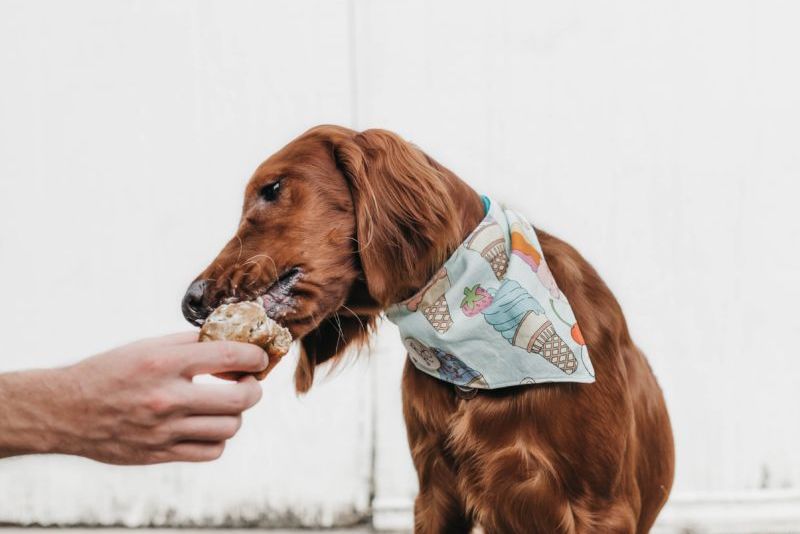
[[460, 284, 493, 317]]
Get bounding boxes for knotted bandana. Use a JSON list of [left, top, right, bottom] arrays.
[[386, 197, 595, 390]]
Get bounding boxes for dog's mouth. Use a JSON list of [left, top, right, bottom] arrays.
[[186, 266, 304, 328], [256, 266, 303, 320]]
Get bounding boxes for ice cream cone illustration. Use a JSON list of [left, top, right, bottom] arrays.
[[466, 217, 509, 280], [405, 267, 453, 333], [510, 221, 560, 299], [461, 279, 577, 374]]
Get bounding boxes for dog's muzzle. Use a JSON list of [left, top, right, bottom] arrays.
[[182, 279, 213, 326]]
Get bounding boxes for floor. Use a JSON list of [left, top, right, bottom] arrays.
[[0, 531, 377, 534]]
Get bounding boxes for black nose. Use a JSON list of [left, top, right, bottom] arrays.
[[182, 279, 212, 326]]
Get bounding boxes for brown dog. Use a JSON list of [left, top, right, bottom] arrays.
[[182, 125, 674, 533]]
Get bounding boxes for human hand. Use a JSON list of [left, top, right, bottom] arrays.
[[0, 332, 266, 464]]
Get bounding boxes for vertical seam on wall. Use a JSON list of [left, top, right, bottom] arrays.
[[348, 0, 376, 518], [347, 0, 360, 130]]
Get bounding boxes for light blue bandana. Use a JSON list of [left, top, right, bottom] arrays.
[[386, 197, 595, 390]]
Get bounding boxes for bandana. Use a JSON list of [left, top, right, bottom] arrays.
[[386, 197, 595, 390]]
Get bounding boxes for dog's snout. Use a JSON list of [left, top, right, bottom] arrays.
[[182, 279, 212, 326]]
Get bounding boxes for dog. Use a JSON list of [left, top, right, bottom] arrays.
[[182, 125, 675, 533]]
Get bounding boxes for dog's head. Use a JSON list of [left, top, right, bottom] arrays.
[[182, 125, 472, 391]]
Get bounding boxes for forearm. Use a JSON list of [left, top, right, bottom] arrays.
[[0, 334, 265, 464], [0, 367, 73, 458]]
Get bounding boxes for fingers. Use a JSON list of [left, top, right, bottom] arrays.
[[159, 331, 202, 345], [237, 375, 258, 385], [213, 371, 247, 381], [158, 441, 227, 463], [164, 415, 242, 442], [178, 341, 268, 378], [140, 331, 200, 347], [177, 378, 263, 415], [213, 354, 283, 381], [254, 353, 285, 380]]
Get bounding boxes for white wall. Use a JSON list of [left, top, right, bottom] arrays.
[[0, 0, 371, 527], [1, 1, 799, 531]]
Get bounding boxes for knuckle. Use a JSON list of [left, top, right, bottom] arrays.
[[154, 454, 174, 465], [143, 393, 175, 415], [153, 425, 176, 445], [147, 450, 171, 465], [155, 432, 173, 447], [139, 431, 164, 447], [230, 392, 250, 412], [137, 355, 165, 375], [220, 343, 238, 367]]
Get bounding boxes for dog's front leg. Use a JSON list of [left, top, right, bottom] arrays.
[[402, 361, 473, 534], [410, 449, 472, 534], [446, 388, 638, 534]]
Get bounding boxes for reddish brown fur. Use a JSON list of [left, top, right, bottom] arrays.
[[189, 125, 675, 533]]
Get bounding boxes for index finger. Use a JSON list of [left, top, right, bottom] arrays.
[[177, 377, 263, 415], [153, 331, 201, 345], [177, 341, 268, 378]]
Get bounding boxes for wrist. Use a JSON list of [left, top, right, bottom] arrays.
[[0, 367, 78, 457]]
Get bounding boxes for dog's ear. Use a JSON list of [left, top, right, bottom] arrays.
[[332, 128, 463, 306], [293, 126, 467, 393]]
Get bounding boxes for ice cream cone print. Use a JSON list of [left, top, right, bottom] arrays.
[[519, 316, 577, 374], [405, 267, 453, 333], [471, 279, 577, 374], [466, 217, 509, 280]]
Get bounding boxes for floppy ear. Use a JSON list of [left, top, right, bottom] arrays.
[[293, 126, 470, 392], [332, 128, 465, 306]]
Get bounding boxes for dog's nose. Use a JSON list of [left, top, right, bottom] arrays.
[[182, 279, 212, 325]]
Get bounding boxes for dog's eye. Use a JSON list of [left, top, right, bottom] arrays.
[[259, 180, 281, 203]]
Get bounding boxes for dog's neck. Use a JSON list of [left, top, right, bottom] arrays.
[[342, 174, 485, 316], [406, 173, 485, 300]]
